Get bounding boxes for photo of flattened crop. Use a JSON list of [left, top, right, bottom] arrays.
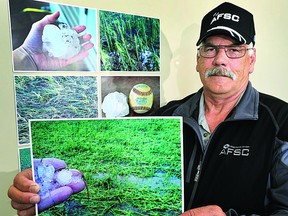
[[100, 10, 160, 71], [30, 118, 183, 215], [14, 76, 98, 145]]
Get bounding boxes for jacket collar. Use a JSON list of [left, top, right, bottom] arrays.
[[173, 82, 259, 121]]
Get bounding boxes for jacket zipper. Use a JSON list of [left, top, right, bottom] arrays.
[[187, 122, 227, 209], [194, 162, 201, 182], [187, 158, 202, 209], [182, 117, 206, 209]]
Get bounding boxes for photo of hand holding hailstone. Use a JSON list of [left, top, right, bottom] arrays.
[[33, 158, 87, 213], [13, 11, 95, 71]]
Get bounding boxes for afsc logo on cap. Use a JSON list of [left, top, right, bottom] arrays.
[[196, 2, 256, 46], [210, 12, 240, 25]]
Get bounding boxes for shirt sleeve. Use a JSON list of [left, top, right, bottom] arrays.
[[13, 46, 38, 71], [269, 138, 288, 215]]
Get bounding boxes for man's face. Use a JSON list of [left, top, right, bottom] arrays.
[[196, 35, 256, 97]]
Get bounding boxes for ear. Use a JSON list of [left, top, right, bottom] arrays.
[[249, 48, 256, 74], [196, 54, 200, 72]]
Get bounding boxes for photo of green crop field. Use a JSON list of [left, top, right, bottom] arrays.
[[14, 76, 98, 145], [100, 10, 160, 71], [31, 117, 183, 215], [19, 147, 32, 171]]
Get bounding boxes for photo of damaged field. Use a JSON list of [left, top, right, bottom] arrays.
[[100, 10, 160, 71], [31, 117, 183, 215]]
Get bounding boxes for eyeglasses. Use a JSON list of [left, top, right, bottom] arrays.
[[198, 45, 254, 59]]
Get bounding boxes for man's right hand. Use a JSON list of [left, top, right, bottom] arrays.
[[7, 168, 40, 216], [7, 158, 86, 216]]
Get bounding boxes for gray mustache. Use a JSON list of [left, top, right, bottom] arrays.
[[205, 68, 236, 80]]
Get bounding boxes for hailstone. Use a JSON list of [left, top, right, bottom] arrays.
[[55, 169, 73, 186], [34, 160, 84, 199], [42, 22, 81, 59], [102, 91, 129, 117]]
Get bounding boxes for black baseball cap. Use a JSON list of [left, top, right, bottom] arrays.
[[196, 2, 256, 46]]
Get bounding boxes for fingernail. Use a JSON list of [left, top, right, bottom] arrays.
[[30, 195, 40, 203], [29, 184, 40, 193]]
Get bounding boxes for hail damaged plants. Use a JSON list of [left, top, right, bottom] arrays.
[[31, 118, 182, 215], [100, 11, 160, 71], [14, 76, 98, 144]]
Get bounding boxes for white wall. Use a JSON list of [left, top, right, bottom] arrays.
[[1, 0, 287, 215]]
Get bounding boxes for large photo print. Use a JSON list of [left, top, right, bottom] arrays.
[[30, 117, 183, 215]]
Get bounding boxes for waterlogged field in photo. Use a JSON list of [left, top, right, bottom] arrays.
[[100, 10, 160, 71], [31, 118, 182, 215]]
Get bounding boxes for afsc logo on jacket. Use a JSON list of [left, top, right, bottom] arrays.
[[219, 144, 250, 156]]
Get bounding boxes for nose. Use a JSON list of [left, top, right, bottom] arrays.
[[212, 48, 228, 66]]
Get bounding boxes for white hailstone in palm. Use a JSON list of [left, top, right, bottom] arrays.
[[42, 22, 81, 59], [55, 169, 73, 186], [37, 161, 55, 182], [102, 91, 129, 117], [36, 161, 56, 198], [35, 160, 86, 201]]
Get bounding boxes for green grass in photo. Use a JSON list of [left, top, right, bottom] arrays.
[[31, 118, 182, 215], [100, 11, 160, 71], [19, 147, 32, 171], [15, 76, 98, 145]]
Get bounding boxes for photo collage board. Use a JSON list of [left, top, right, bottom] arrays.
[[9, 0, 184, 214]]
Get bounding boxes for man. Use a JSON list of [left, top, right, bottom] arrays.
[[8, 2, 288, 216], [155, 2, 288, 215]]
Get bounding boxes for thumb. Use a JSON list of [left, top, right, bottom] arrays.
[[14, 168, 40, 193], [37, 11, 61, 29]]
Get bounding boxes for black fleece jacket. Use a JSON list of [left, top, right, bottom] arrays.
[[154, 82, 288, 215]]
